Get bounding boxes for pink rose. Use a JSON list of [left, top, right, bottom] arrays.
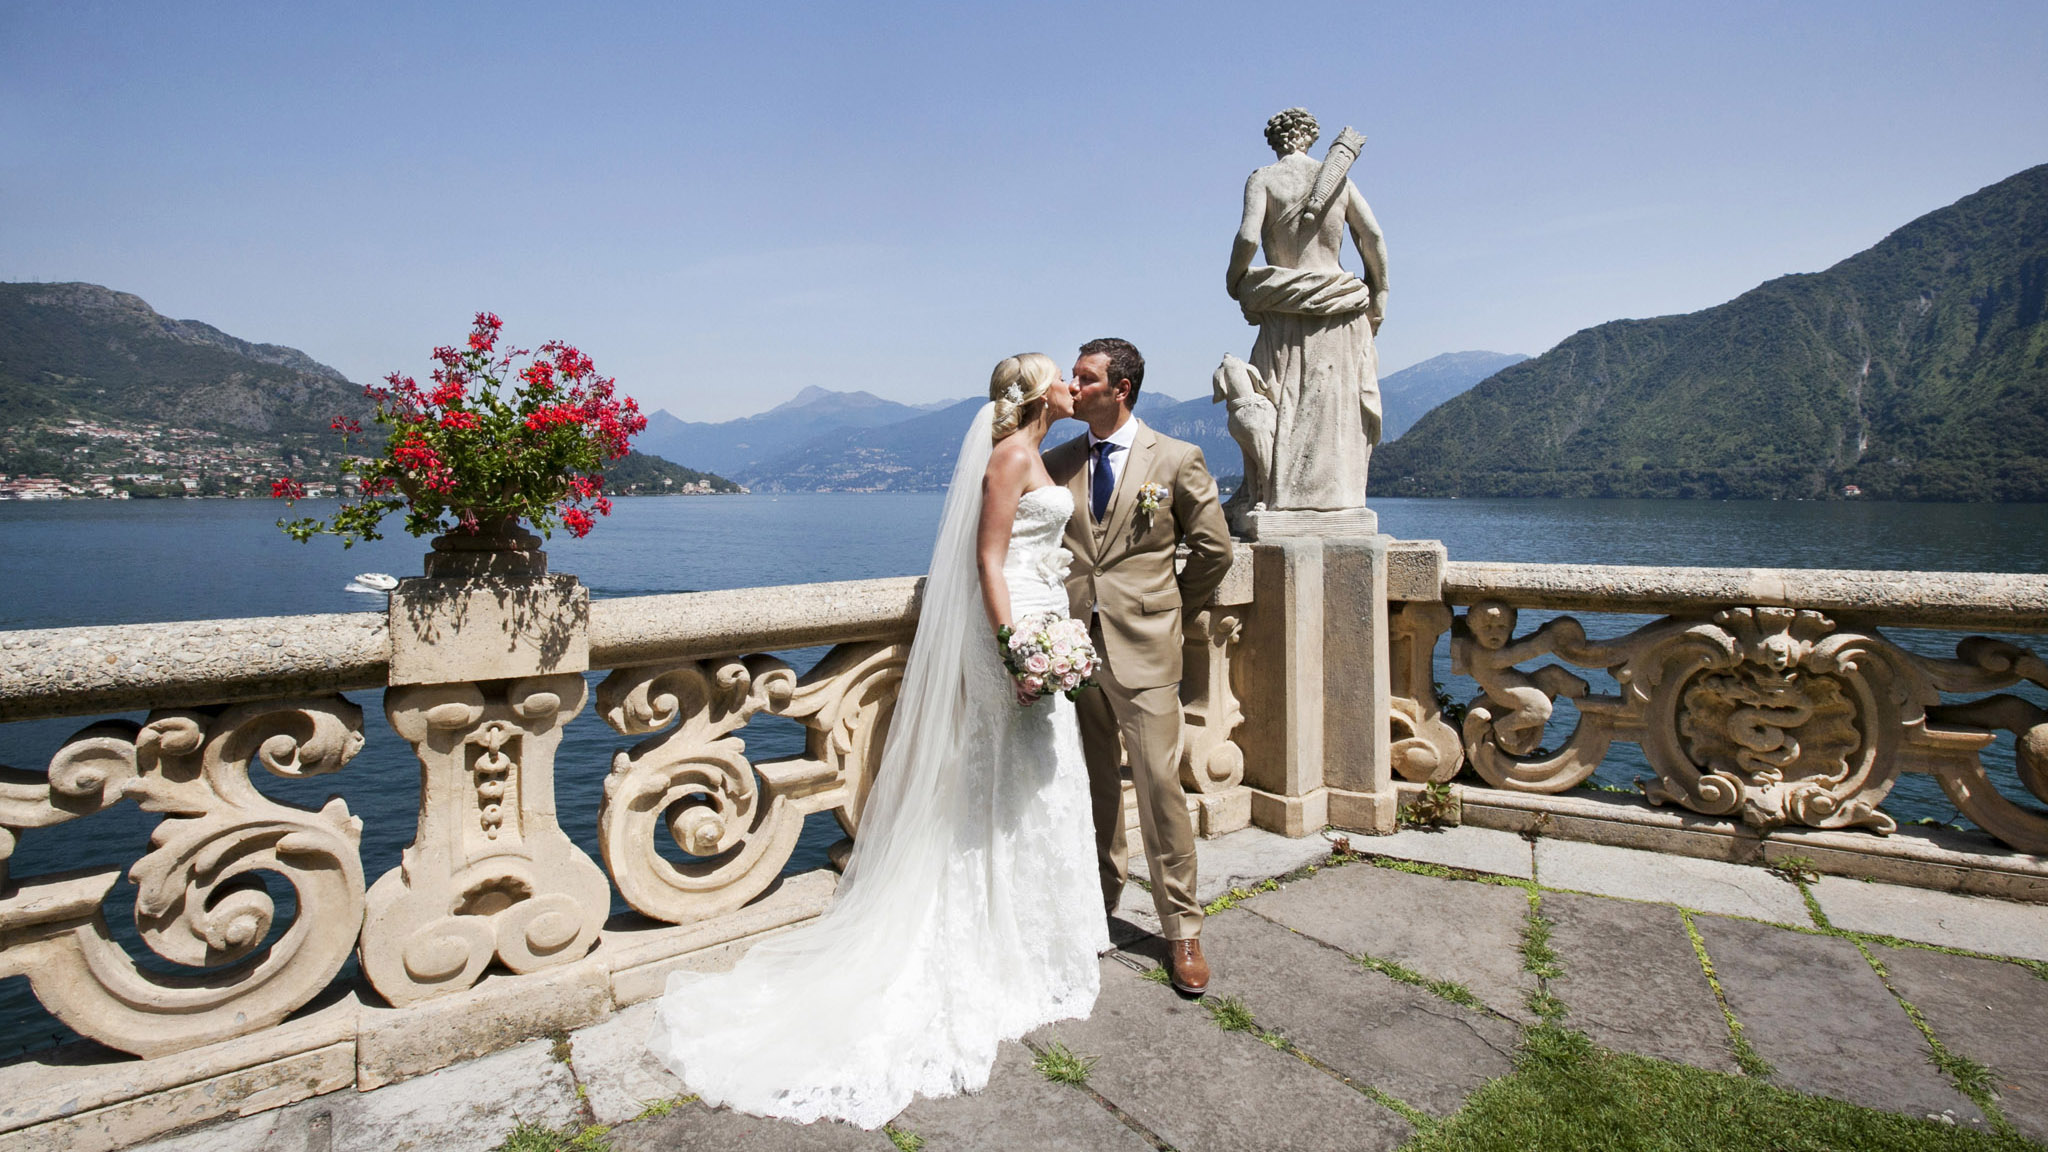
[[1026, 653, 1050, 673]]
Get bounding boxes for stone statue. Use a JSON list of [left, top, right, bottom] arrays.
[[1221, 107, 1389, 537]]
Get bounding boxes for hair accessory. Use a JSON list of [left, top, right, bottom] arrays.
[[1002, 382, 1024, 405]]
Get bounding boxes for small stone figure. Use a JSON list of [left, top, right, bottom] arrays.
[[1222, 107, 1390, 530], [1452, 601, 1589, 757], [1211, 354, 1276, 527]]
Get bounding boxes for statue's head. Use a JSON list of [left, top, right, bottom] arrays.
[[1265, 107, 1320, 157]]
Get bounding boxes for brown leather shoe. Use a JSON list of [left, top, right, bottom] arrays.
[[1168, 938, 1210, 996]]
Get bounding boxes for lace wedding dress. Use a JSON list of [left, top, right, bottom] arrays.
[[648, 404, 1107, 1129]]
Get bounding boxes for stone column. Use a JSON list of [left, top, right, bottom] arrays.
[[1237, 533, 1396, 835]]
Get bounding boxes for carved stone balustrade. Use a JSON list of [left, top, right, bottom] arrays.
[[1384, 559, 2048, 857], [5, 548, 2047, 1152]]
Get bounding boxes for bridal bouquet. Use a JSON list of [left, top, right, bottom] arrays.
[[996, 612, 1100, 704], [274, 311, 647, 546]]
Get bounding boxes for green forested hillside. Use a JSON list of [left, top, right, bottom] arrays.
[[0, 282, 371, 434], [1376, 164, 2048, 501], [600, 450, 745, 494]]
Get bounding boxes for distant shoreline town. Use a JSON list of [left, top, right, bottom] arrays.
[[0, 416, 742, 501]]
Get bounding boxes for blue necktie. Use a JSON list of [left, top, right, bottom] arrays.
[[1091, 440, 1116, 522]]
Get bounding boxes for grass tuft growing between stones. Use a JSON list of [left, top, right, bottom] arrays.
[[1679, 908, 1775, 1079], [492, 1119, 612, 1152], [1204, 878, 1279, 914], [1365, 1083, 1435, 1131], [1396, 1023, 2038, 1152], [1139, 963, 1172, 985], [630, 1094, 697, 1121], [1205, 993, 1257, 1032], [1519, 905, 1562, 982], [1767, 854, 1823, 886], [1354, 951, 1484, 1009], [883, 1123, 927, 1151], [1032, 1039, 1098, 1085], [1525, 987, 1568, 1024], [1367, 854, 1530, 891]]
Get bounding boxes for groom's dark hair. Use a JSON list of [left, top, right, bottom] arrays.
[[1079, 337, 1144, 407]]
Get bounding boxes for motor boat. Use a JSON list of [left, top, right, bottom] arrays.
[[344, 573, 399, 594]]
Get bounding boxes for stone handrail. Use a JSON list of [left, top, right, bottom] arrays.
[[1389, 559, 2048, 859], [0, 577, 924, 723], [1438, 561, 2048, 632]]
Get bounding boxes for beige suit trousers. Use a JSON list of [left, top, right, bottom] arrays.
[[1079, 615, 1201, 941]]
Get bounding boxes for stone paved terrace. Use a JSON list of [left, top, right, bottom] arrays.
[[127, 824, 2048, 1152]]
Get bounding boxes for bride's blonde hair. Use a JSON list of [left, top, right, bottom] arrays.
[[988, 353, 1060, 442]]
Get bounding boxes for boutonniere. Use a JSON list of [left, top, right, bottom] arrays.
[[1135, 482, 1169, 517]]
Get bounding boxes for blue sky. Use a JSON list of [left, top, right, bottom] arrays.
[[4, 2, 2045, 420]]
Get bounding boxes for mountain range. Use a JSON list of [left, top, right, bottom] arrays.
[[639, 352, 1521, 492], [24, 159, 2039, 504], [1376, 164, 2048, 501]]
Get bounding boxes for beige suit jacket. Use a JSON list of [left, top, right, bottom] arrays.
[[1045, 418, 1234, 689]]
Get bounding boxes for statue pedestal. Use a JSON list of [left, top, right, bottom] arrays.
[[1243, 506, 1377, 542], [1237, 532, 1397, 837]]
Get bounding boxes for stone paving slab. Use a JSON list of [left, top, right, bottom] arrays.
[[1029, 956, 1412, 1152], [1340, 825, 1534, 879], [133, 1039, 582, 1152], [567, 999, 683, 1125], [1246, 862, 1538, 1022], [1190, 826, 1333, 904], [607, 1101, 896, 1151], [1536, 838, 1811, 925], [1542, 891, 1738, 1074], [1694, 914, 1986, 1128], [1812, 875, 2048, 961], [1877, 944, 2048, 1144], [1203, 908, 1520, 1117], [888, 1041, 1153, 1151]]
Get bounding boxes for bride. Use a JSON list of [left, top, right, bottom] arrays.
[[648, 353, 1109, 1128]]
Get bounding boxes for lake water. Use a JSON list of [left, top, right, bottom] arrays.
[[1, 494, 2044, 1058]]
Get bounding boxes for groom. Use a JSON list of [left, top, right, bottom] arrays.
[[1046, 337, 1234, 995]]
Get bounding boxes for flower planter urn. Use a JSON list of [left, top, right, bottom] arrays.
[[387, 518, 590, 686]]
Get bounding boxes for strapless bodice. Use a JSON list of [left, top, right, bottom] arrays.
[[1004, 487, 1074, 612]]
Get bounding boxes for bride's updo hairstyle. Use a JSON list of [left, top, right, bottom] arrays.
[[988, 353, 1060, 443]]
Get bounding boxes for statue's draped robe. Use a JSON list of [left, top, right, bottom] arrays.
[[1235, 264, 1382, 511]]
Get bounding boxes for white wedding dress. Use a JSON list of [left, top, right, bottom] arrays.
[[648, 404, 1108, 1129]]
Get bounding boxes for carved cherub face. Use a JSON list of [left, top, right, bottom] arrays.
[[1468, 602, 1517, 650]]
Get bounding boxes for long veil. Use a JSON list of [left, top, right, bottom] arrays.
[[649, 403, 1003, 1127]]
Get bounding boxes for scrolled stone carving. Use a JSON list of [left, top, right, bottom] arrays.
[[1387, 601, 1462, 783], [1635, 608, 1901, 833], [1438, 596, 2048, 851], [595, 641, 911, 924], [1179, 608, 1247, 794], [360, 673, 607, 1007], [781, 641, 910, 838], [0, 698, 366, 1058], [597, 655, 812, 926], [1451, 601, 1614, 792], [1917, 636, 2048, 853]]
